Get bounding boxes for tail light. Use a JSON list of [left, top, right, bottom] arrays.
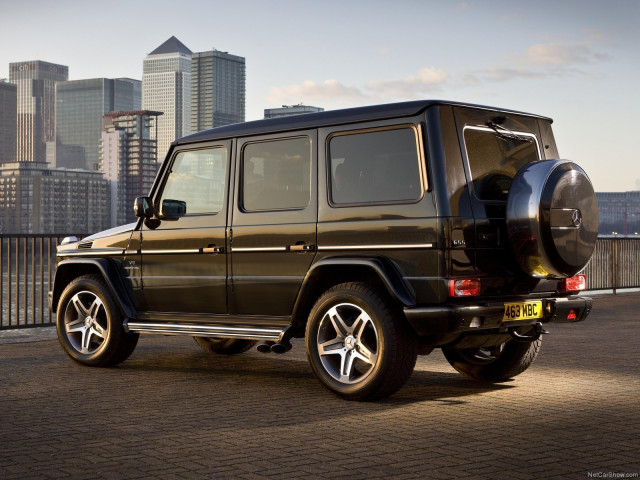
[[561, 274, 587, 293], [449, 278, 481, 297]]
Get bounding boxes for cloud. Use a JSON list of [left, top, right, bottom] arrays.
[[267, 67, 449, 108], [523, 43, 608, 66]]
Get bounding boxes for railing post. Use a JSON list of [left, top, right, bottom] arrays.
[[612, 237, 618, 295]]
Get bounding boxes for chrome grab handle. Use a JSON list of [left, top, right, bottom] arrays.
[[289, 244, 315, 252], [202, 246, 224, 254]]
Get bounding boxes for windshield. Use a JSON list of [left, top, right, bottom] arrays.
[[463, 126, 540, 201]]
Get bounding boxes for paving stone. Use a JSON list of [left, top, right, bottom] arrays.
[[0, 294, 638, 479]]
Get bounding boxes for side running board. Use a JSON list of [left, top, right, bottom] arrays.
[[125, 321, 284, 341]]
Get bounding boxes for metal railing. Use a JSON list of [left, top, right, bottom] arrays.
[[0, 235, 86, 330], [1, 235, 638, 330]]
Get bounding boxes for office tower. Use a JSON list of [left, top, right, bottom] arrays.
[[0, 80, 17, 164], [55, 78, 141, 170], [191, 49, 245, 132], [9, 60, 68, 163], [100, 110, 161, 227], [0, 161, 108, 234], [264, 104, 324, 119], [142, 36, 192, 162]]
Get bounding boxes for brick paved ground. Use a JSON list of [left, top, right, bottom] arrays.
[[0, 294, 638, 480]]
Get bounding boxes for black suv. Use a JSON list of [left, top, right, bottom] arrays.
[[49, 100, 598, 400]]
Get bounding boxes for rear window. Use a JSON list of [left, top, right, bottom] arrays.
[[464, 126, 540, 201], [329, 127, 423, 205]]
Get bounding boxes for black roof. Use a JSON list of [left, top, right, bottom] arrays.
[[175, 99, 550, 146], [149, 36, 192, 56]]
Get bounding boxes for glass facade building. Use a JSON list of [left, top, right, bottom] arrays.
[[9, 60, 68, 163], [597, 191, 640, 236], [191, 50, 246, 132], [142, 36, 192, 163], [55, 78, 141, 170], [0, 81, 17, 164], [100, 110, 160, 227]]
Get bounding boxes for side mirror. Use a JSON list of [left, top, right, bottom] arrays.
[[160, 199, 187, 219], [134, 196, 154, 218]]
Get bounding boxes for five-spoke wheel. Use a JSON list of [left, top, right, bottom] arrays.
[[306, 282, 417, 401], [56, 275, 138, 367]]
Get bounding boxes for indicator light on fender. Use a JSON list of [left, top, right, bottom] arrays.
[[449, 278, 481, 297], [567, 309, 578, 321], [561, 274, 587, 292]]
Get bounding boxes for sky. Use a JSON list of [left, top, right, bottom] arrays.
[[1, 0, 639, 192]]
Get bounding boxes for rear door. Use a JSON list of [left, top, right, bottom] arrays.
[[229, 132, 317, 316]]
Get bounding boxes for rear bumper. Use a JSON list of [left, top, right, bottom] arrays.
[[404, 296, 592, 336]]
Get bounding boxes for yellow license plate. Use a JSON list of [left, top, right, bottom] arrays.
[[503, 301, 543, 321]]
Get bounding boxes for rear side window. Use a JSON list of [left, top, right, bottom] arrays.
[[329, 127, 422, 205], [464, 126, 540, 201], [242, 137, 311, 211]]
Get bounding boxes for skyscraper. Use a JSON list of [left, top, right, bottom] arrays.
[[191, 49, 245, 132], [56, 78, 141, 170], [100, 110, 161, 227], [9, 60, 68, 163], [0, 80, 17, 164], [142, 36, 192, 162]]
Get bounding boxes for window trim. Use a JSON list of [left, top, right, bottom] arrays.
[[326, 124, 426, 208]]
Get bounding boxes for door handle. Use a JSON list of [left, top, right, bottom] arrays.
[[289, 244, 315, 252], [202, 245, 225, 254]]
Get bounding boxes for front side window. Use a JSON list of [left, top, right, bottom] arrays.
[[242, 137, 311, 211], [159, 147, 227, 216], [464, 126, 540, 201], [329, 127, 422, 205]]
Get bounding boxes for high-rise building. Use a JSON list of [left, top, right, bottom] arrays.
[[0, 161, 108, 234], [142, 36, 192, 163], [55, 77, 141, 170], [0, 80, 17, 164], [264, 104, 324, 119], [9, 60, 68, 163], [100, 110, 161, 227], [191, 49, 245, 132]]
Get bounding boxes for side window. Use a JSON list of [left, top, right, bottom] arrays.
[[159, 146, 227, 216], [242, 137, 311, 211], [329, 127, 422, 205]]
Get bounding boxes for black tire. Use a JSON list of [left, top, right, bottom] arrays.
[[56, 274, 139, 367], [305, 282, 417, 401], [193, 337, 257, 355], [442, 337, 541, 381]]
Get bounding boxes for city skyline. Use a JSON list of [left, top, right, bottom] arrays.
[[1, 0, 639, 192]]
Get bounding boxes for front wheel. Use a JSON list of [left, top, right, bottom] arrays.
[[305, 282, 417, 401], [56, 274, 138, 367], [442, 337, 541, 381]]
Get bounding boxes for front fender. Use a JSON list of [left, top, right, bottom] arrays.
[[50, 258, 136, 319]]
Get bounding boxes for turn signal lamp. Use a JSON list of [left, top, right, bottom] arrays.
[[561, 274, 587, 293], [449, 278, 481, 297]]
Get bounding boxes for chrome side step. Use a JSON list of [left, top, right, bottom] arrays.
[[125, 321, 283, 341]]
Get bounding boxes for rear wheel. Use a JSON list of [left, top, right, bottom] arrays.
[[56, 274, 138, 367], [193, 337, 257, 355], [305, 282, 417, 401], [442, 337, 541, 381]]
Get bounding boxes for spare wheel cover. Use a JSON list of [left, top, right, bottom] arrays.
[[506, 160, 598, 278]]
